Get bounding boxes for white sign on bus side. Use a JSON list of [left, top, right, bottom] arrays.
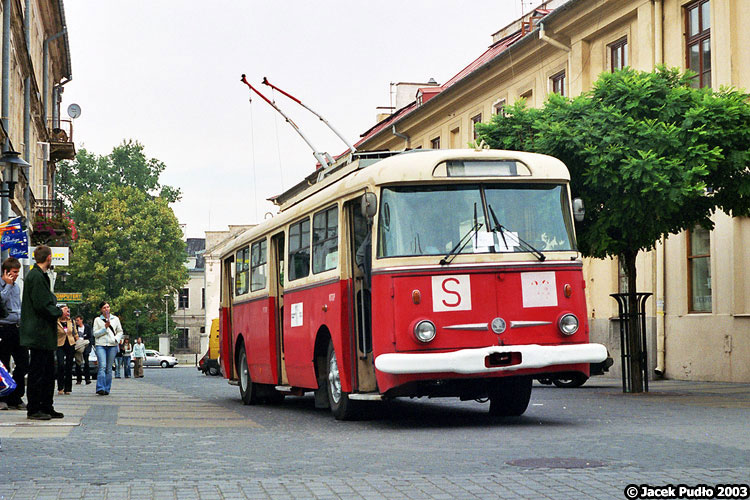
[[431, 275, 472, 312]]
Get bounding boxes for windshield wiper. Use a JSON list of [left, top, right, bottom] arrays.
[[488, 204, 546, 262], [440, 203, 482, 266]]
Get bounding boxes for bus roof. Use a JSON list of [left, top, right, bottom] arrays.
[[222, 149, 571, 257]]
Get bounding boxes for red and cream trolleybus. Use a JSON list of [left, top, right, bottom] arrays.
[[219, 149, 607, 420]]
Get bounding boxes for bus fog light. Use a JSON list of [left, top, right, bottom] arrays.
[[558, 314, 579, 335], [414, 320, 437, 343]]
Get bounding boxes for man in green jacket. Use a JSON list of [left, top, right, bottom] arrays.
[[20, 245, 63, 420]]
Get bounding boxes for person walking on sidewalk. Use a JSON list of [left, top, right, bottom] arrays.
[[56, 305, 75, 395], [19, 246, 64, 420], [73, 315, 93, 385], [132, 337, 145, 378], [93, 301, 123, 395], [0, 257, 27, 411], [114, 340, 124, 379], [120, 338, 132, 378]]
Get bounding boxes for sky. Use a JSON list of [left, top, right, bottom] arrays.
[[62, 1, 534, 239]]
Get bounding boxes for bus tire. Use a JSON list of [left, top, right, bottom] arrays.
[[488, 376, 532, 417], [238, 344, 260, 405], [208, 366, 220, 376], [326, 342, 356, 420]]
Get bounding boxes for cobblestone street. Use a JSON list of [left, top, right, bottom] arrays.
[[1, 367, 748, 499]]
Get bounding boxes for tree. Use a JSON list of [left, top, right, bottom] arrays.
[[58, 186, 188, 347], [476, 67, 750, 392], [57, 140, 182, 207]]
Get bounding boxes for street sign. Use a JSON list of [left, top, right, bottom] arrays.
[[55, 292, 82, 304]]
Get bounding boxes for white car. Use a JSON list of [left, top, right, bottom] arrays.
[[140, 349, 179, 368]]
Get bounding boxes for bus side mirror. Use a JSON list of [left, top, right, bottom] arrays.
[[361, 193, 377, 220], [573, 198, 585, 222]]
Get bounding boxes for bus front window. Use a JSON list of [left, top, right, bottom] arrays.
[[378, 185, 483, 258], [377, 183, 576, 258], [484, 184, 575, 252]]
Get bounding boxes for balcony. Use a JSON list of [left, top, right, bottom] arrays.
[[48, 119, 76, 161], [35, 198, 64, 218], [31, 199, 77, 246]]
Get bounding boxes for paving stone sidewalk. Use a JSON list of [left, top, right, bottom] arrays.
[[1, 369, 748, 499]]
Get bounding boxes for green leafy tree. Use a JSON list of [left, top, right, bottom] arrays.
[[57, 140, 182, 207], [58, 186, 188, 347], [476, 67, 750, 391]]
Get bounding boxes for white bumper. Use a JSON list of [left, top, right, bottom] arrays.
[[374, 343, 608, 375]]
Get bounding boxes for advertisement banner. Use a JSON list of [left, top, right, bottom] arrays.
[[1, 228, 28, 259]]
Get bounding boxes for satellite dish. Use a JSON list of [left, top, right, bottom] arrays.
[[67, 103, 81, 119]]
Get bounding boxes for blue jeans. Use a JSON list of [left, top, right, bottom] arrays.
[[95, 345, 118, 393], [115, 357, 124, 378], [122, 356, 131, 378]]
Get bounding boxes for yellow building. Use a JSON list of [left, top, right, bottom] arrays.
[[355, 0, 749, 382], [0, 0, 75, 229]]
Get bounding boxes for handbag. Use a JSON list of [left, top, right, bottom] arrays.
[[0, 359, 17, 396]]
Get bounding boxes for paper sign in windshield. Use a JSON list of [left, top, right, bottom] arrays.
[[473, 231, 520, 253], [521, 271, 557, 308]]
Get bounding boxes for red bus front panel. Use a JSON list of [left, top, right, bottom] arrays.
[[372, 264, 600, 394]]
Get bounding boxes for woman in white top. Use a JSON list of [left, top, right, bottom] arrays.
[[92, 302, 123, 395]]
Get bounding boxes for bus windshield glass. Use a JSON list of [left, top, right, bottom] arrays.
[[377, 183, 575, 258]]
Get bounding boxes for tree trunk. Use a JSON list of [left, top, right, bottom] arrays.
[[624, 250, 644, 393]]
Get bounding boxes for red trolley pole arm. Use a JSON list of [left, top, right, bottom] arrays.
[[262, 76, 356, 155], [240, 74, 331, 169]]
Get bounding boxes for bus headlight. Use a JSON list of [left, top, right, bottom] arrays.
[[414, 320, 437, 343], [558, 313, 579, 336]]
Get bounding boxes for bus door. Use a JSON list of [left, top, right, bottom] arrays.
[[270, 232, 288, 385], [346, 198, 377, 392], [221, 255, 235, 379]]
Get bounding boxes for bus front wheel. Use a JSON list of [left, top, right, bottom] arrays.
[[488, 376, 532, 416], [238, 344, 260, 405], [326, 342, 356, 420]]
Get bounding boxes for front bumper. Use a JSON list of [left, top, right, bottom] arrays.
[[374, 343, 608, 375]]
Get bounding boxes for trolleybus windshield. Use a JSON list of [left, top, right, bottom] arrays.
[[377, 183, 575, 258]]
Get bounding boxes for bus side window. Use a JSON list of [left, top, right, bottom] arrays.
[[235, 246, 249, 295], [288, 218, 311, 280], [312, 205, 338, 273], [250, 239, 267, 291]]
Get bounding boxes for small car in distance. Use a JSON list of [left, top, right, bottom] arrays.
[[143, 349, 179, 368]]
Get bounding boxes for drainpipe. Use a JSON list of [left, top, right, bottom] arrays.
[[539, 21, 571, 52], [24, 0, 31, 229], [1, 0, 12, 227], [42, 28, 66, 201], [654, 1, 666, 377], [654, 0, 663, 67], [391, 125, 410, 150]]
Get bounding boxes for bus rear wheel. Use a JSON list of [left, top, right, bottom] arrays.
[[488, 376, 532, 416], [238, 344, 260, 405], [326, 342, 356, 420]]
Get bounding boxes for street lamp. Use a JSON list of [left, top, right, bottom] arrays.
[[134, 309, 141, 340], [164, 294, 169, 342], [0, 149, 29, 198]]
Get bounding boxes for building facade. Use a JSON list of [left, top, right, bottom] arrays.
[[171, 237, 205, 355], [354, 0, 750, 382], [1, 0, 74, 237], [202, 225, 256, 356]]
